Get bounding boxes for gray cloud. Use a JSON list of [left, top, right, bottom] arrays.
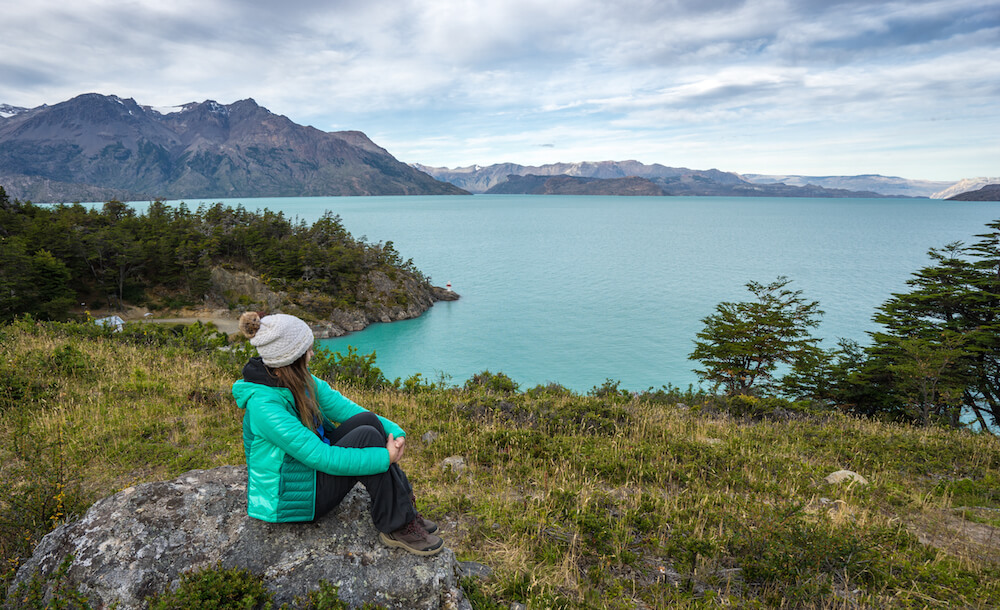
[[1, 0, 997, 179]]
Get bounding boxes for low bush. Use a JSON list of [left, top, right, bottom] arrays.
[[463, 370, 520, 395], [148, 564, 273, 610], [309, 345, 392, 391]]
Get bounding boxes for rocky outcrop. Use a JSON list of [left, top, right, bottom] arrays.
[[207, 266, 459, 339], [823, 470, 869, 486], [7, 466, 469, 609], [209, 266, 288, 312], [314, 271, 459, 338]]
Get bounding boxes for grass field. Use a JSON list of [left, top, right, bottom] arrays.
[[2, 318, 999, 608]]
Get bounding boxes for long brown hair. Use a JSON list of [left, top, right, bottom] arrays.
[[272, 352, 321, 431]]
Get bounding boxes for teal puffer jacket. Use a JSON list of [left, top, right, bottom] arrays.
[[232, 359, 405, 522]]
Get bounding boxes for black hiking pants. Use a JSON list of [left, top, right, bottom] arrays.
[[314, 412, 417, 533]]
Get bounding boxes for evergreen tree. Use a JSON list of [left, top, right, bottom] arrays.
[[690, 277, 823, 395], [868, 221, 1000, 429]]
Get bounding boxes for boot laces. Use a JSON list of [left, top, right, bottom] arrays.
[[404, 518, 428, 538]]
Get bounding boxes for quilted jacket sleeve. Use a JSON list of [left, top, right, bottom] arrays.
[[244, 385, 391, 477], [313, 376, 406, 438]]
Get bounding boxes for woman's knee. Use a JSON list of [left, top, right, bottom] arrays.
[[336, 424, 385, 448], [329, 412, 386, 445], [343, 412, 383, 432]]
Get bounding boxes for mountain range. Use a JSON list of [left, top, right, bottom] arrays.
[[2, 93, 991, 202], [0, 94, 467, 202], [413, 161, 959, 198], [741, 173, 957, 198]]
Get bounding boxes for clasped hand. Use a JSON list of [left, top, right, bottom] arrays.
[[386, 433, 406, 464]]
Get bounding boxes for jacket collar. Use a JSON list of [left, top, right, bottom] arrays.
[[242, 356, 281, 387]]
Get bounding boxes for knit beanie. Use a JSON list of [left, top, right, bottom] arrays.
[[238, 312, 314, 367]]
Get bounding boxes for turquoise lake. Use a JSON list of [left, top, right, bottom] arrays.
[[165, 194, 1000, 392]]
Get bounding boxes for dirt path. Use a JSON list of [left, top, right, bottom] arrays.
[[137, 317, 240, 335]]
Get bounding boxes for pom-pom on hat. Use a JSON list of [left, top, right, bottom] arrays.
[[239, 312, 313, 367]]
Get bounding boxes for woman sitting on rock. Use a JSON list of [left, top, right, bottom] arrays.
[[231, 311, 442, 556]]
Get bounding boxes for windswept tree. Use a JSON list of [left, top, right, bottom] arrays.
[[690, 277, 823, 395], [867, 221, 1000, 429]]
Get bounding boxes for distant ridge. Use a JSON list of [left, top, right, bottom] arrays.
[[742, 173, 955, 198], [485, 174, 665, 196], [932, 177, 1000, 200], [415, 161, 916, 198], [0, 93, 468, 202], [946, 184, 1000, 201]]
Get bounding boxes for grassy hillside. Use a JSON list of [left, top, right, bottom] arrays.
[[2, 318, 1000, 608]]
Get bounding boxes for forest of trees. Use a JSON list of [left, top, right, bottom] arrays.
[[689, 219, 1000, 430], [0, 186, 420, 321]]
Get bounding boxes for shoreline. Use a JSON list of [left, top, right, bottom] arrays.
[[82, 283, 461, 339]]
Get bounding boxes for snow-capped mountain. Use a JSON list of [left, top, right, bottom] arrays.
[[931, 177, 1000, 200]]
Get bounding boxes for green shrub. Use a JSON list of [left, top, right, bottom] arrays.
[[587, 378, 631, 401], [399, 373, 438, 395], [524, 382, 574, 398], [710, 394, 813, 420], [934, 473, 1000, 508], [464, 370, 519, 395], [727, 504, 885, 604], [0, 361, 56, 415], [48, 345, 93, 377], [147, 564, 272, 610], [459, 576, 506, 610], [6, 555, 94, 609], [0, 422, 88, 580], [457, 394, 628, 437], [310, 345, 391, 391], [637, 383, 708, 406]]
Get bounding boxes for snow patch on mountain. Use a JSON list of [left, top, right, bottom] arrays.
[[931, 177, 1000, 200], [144, 105, 185, 115], [0, 104, 29, 119]]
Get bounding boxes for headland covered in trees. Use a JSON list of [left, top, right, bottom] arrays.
[[0, 186, 458, 337]]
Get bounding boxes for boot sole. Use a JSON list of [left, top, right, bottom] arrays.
[[379, 532, 444, 556]]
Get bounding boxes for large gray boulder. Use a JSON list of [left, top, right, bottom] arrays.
[[8, 466, 468, 609]]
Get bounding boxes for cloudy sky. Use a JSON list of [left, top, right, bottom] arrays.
[[2, 0, 998, 180]]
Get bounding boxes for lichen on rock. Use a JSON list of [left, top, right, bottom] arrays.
[[8, 466, 469, 609]]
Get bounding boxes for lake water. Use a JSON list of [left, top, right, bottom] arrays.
[[163, 195, 1000, 392]]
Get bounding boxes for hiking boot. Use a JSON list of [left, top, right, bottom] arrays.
[[380, 519, 444, 556], [416, 512, 438, 534], [411, 494, 438, 533]]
